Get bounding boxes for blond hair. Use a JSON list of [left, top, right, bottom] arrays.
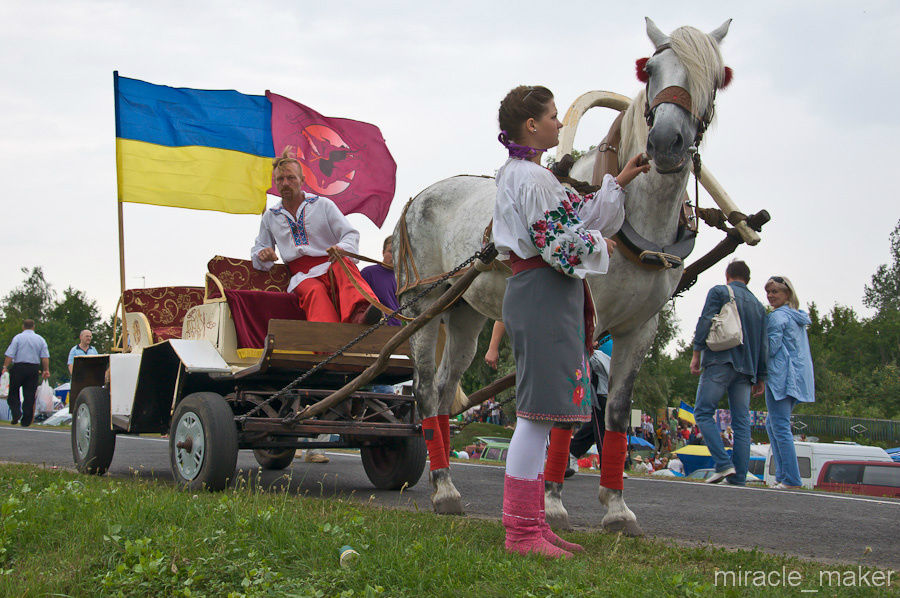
[[766, 276, 800, 310], [273, 146, 301, 172]]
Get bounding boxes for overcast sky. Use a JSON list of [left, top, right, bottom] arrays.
[[1, 1, 897, 348]]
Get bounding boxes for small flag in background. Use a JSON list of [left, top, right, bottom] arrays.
[[678, 400, 696, 425], [267, 91, 397, 227]]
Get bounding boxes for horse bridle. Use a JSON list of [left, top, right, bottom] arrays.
[[642, 43, 717, 177]]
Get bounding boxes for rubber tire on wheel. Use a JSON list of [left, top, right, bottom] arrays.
[[252, 448, 296, 470], [360, 435, 426, 490], [71, 386, 116, 475], [169, 392, 238, 491]]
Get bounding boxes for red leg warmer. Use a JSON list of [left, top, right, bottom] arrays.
[[600, 430, 627, 490], [543, 427, 573, 484], [438, 414, 451, 461], [422, 416, 449, 470]]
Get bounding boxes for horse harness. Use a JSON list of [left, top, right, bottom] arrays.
[[585, 105, 698, 271]]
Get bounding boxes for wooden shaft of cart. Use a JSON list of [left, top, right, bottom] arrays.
[[293, 244, 499, 421], [450, 372, 516, 417]]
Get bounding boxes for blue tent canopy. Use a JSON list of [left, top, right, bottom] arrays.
[[628, 435, 654, 448]]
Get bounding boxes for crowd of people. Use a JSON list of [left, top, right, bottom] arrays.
[[462, 398, 506, 426]]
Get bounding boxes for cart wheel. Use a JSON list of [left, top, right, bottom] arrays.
[[252, 448, 296, 470], [360, 435, 426, 490], [169, 392, 238, 491], [71, 386, 116, 475]]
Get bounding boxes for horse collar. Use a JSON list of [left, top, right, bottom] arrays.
[[614, 219, 696, 270]]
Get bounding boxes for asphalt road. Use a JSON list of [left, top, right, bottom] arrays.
[[2, 424, 898, 570]]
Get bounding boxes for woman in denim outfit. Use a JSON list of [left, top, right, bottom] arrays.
[[762, 275, 815, 489]]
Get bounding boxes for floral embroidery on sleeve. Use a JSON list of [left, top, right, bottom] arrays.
[[528, 190, 599, 275]]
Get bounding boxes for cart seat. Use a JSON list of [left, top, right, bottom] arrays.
[[224, 289, 305, 350], [122, 286, 205, 346], [205, 255, 291, 298], [204, 256, 307, 353]]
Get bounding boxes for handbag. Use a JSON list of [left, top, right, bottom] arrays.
[[706, 284, 743, 351]]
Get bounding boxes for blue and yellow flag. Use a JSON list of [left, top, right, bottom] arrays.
[[114, 72, 275, 214], [677, 400, 696, 425]]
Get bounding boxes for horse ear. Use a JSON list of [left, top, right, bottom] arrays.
[[721, 67, 733, 89], [709, 18, 732, 44], [645, 17, 669, 49], [636, 58, 649, 83]]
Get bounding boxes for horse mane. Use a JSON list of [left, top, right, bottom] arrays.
[[619, 26, 725, 168]]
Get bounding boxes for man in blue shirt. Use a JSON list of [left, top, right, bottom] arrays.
[[67, 329, 98, 375], [3, 319, 50, 427], [690, 261, 767, 485]]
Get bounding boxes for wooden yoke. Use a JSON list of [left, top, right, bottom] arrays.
[[556, 90, 760, 246], [293, 244, 499, 421]]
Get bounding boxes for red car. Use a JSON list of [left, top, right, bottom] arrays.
[[815, 460, 900, 498]]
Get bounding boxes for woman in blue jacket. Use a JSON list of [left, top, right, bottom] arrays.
[[762, 276, 815, 488]]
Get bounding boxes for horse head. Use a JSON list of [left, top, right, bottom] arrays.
[[638, 17, 732, 174]]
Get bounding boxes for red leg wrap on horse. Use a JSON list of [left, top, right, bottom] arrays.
[[544, 427, 572, 484], [422, 416, 448, 470], [600, 430, 627, 490], [438, 414, 451, 461]]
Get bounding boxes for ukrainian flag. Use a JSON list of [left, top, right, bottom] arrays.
[[677, 400, 696, 425], [114, 72, 275, 214]]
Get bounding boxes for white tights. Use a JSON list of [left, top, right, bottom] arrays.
[[504, 418, 552, 480]]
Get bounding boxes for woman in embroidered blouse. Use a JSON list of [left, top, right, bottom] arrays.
[[494, 85, 649, 558]]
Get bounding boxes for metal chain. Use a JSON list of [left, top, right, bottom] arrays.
[[239, 247, 489, 421]]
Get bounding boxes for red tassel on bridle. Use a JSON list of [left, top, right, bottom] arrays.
[[721, 66, 733, 88], [635, 57, 649, 83]]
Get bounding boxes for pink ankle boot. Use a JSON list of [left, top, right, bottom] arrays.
[[538, 474, 583, 552], [502, 475, 572, 558]]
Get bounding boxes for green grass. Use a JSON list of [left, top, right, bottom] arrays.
[[0, 464, 895, 597]]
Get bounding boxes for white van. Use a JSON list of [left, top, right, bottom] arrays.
[[763, 442, 893, 489]]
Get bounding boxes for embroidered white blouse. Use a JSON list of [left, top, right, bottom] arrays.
[[493, 158, 626, 278], [251, 195, 360, 292]]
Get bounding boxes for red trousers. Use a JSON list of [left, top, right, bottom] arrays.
[[290, 257, 375, 323]]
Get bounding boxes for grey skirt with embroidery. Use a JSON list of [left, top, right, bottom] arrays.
[[503, 267, 593, 423]]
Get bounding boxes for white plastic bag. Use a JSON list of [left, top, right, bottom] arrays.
[[0, 371, 8, 398], [36, 381, 55, 414]]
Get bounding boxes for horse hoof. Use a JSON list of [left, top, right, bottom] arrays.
[[433, 496, 465, 515], [545, 510, 572, 531], [544, 485, 572, 531], [601, 517, 644, 537]]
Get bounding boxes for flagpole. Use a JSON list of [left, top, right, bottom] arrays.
[[113, 71, 129, 352]]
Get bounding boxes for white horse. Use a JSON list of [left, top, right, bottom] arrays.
[[396, 18, 732, 533]]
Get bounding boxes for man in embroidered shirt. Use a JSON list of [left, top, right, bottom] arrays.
[[252, 150, 381, 324], [3, 319, 50, 426], [68, 329, 98, 375]]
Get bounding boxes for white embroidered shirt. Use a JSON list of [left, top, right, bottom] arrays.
[[251, 195, 360, 292], [493, 158, 626, 278]]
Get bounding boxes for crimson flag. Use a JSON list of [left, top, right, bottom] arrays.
[[266, 91, 396, 226]]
